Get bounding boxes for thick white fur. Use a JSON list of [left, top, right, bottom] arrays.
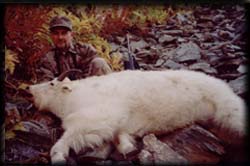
[[29, 70, 246, 164]]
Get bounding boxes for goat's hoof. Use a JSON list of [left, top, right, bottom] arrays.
[[117, 142, 136, 156], [51, 153, 67, 165]]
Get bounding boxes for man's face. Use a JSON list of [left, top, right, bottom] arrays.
[[50, 27, 73, 49]]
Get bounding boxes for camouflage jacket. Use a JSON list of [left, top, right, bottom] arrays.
[[36, 43, 99, 81]]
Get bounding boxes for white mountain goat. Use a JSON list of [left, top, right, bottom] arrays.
[[27, 69, 246, 164]]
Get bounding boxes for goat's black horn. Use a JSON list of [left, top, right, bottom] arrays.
[[57, 69, 82, 81]]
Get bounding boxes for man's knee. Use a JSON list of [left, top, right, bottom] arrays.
[[91, 57, 107, 67], [89, 57, 112, 76]]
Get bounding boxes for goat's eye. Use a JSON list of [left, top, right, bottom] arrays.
[[50, 82, 54, 86]]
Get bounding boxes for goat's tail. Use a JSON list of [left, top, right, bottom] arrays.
[[212, 92, 246, 144]]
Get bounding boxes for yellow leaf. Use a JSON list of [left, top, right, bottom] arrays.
[[5, 130, 15, 140], [5, 48, 20, 75], [13, 122, 26, 131], [18, 83, 30, 90], [110, 52, 123, 71], [5, 122, 25, 140]]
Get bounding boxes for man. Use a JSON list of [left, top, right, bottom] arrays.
[[36, 15, 112, 81]]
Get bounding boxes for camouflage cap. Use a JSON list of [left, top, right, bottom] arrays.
[[49, 16, 72, 31]]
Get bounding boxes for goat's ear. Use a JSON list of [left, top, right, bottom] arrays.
[[62, 77, 71, 83], [61, 84, 72, 93]]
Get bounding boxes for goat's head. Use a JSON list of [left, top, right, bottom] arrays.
[[26, 69, 82, 111]]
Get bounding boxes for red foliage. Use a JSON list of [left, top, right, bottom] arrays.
[[5, 4, 52, 79], [100, 6, 132, 38]]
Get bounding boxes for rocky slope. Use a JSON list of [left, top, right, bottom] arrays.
[[5, 4, 247, 165]]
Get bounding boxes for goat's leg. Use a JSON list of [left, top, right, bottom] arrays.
[[50, 132, 71, 165], [116, 133, 136, 157], [83, 142, 113, 159], [50, 129, 112, 164]]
